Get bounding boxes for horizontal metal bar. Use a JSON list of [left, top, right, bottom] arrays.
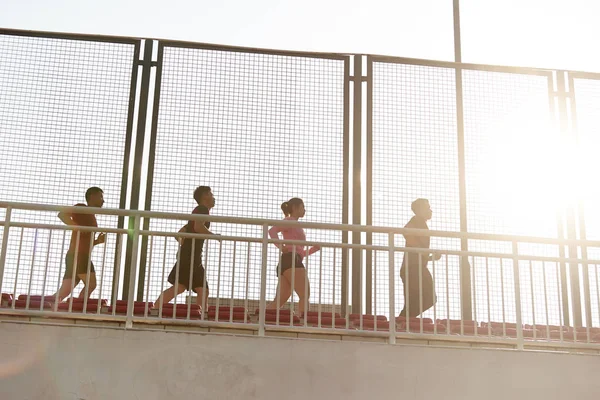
[[0, 27, 139, 45], [368, 54, 554, 77], [158, 40, 349, 61], [568, 71, 600, 81], [2, 201, 600, 247]]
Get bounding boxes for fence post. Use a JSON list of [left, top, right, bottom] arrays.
[[388, 233, 396, 344], [125, 214, 141, 329], [512, 241, 524, 350], [351, 55, 363, 315], [0, 207, 12, 292], [258, 224, 269, 336], [123, 38, 154, 301]]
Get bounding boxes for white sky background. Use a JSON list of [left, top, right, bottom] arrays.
[[1, 0, 599, 72]]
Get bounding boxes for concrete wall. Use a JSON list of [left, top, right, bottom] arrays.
[[0, 321, 598, 400]]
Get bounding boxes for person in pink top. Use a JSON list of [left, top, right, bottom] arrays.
[[267, 198, 320, 317]]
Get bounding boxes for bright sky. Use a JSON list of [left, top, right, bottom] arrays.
[[1, 0, 599, 72]]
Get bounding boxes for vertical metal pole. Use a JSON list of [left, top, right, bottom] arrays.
[[365, 56, 374, 315], [352, 55, 363, 315], [124, 39, 154, 300], [258, 225, 269, 336], [453, 0, 473, 321], [556, 71, 582, 327], [125, 215, 141, 329], [512, 241, 524, 350], [341, 57, 351, 317], [138, 42, 164, 301], [114, 42, 141, 301], [0, 207, 12, 292], [388, 233, 396, 344], [568, 74, 592, 328], [548, 74, 571, 326]]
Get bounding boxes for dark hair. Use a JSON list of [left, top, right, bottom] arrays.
[[411, 198, 429, 214], [193, 186, 212, 204], [281, 197, 303, 217], [85, 187, 103, 202]]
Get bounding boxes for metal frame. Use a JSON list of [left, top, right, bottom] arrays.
[[365, 53, 557, 323], [0, 27, 143, 303], [567, 71, 600, 328], [342, 58, 351, 317], [137, 40, 352, 305], [365, 57, 373, 315], [137, 41, 164, 301], [0, 28, 140, 45], [3, 201, 600, 351], [352, 55, 363, 315], [123, 39, 154, 300]]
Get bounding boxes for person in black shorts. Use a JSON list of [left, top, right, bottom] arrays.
[[266, 198, 320, 318], [399, 198, 440, 317], [52, 187, 106, 301], [154, 186, 216, 311]]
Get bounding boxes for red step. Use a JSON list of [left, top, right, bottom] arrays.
[[157, 307, 200, 319], [450, 325, 491, 336], [107, 305, 152, 316], [400, 321, 446, 333], [207, 311, 247, 321], [548, 330, 590, 342], [306, 316, 348, 328], [14, 300, 53, 309], [524, 324, 571, 332], [361, 320, 390, 331], [208, 305, 246, 313], [256, 308, 293, 316], [57, 302, 101, 312], [17, 295, 57, 303], [159, 303, 200, 312], [438, 319, 480, 328], [264, 313, 300, 323], [481, 321, 518, 330], [497, 328, 542, 338], [114, 300, 153, 308], [306, 311, 341, 319], [349, 314, 387, 322], [396, 316, 433, 325]]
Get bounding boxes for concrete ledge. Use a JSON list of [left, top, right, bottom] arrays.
[[298, 332, 343, 341]]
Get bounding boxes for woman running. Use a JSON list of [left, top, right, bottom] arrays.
[[399, 198, 440, 317], [267, 198, 320, 318]]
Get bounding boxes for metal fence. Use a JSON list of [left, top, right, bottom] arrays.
[[3, 202, 600, 350], [0, 29, 139, 302], [1, 28, 600, 331]]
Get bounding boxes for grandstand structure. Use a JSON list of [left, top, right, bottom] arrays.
[[1, 27, 600, 399]]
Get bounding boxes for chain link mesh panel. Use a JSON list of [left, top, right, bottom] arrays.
[[143, 44, 347, 309], [369, 60, 461, 320], [0, 32, 137, 300], [571, 75, 600, 327], [462, 69, 560, 325]]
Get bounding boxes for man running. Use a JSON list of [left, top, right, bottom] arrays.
[[154, 186, 216, 310], [399, 198, 440, 317], [53, 187, 105, 301]]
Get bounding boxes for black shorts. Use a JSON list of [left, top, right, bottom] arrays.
[[63, 253, 95, 280], [167, 258, 209, 292], [276, 253, 305, 276]]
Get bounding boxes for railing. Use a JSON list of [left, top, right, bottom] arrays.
[[2, 201, 600, 350]]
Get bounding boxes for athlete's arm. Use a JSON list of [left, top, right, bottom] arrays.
[[57, 212, 75, 226]]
